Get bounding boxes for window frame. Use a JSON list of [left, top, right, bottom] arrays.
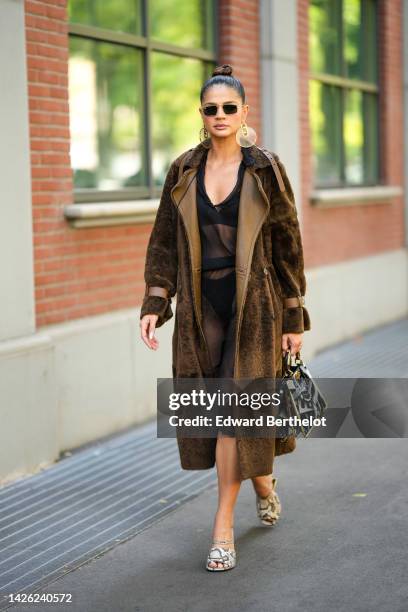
[[309, 0, 380, 189], [68, 0, 218, 203]]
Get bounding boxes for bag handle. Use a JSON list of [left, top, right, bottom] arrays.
[[282, 348, 303, 374], [255, 146, 286, 193]]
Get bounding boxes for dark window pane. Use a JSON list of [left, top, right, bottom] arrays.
[[344, 88, 363, 184], [151, 53, 208, 186], [150, 0, 212, 50], [344, 0, 363, 80], [344, 0, 378, 83], [363, 0, 378, 83], [309, 0, 342, 75], [68, 0, 142, 35], [68, 37, 146, 191], [310, 80, 342, 186], [363, 92, 379, 183]]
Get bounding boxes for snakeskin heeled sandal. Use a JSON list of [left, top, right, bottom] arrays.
[[256, 476, 281, 526], [206, 529, 236, 572]]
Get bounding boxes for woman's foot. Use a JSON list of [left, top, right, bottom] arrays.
[[206, 526, 236, 571]]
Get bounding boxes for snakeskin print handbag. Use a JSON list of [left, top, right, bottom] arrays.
[[278, 349, 328, 438]]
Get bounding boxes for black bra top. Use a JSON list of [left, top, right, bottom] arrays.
[[196, 150, 248, 271]]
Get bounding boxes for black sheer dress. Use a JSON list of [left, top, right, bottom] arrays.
[[196, 148, 248, 380]]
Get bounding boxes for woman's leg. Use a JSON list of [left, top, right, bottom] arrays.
[[251, 474, 274, 498], [202, 271, 242, 567], [208, 431, 242, 569]]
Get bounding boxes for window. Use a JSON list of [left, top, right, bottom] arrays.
[[68, 0, 217, 202], [309, 0, 379, 188]]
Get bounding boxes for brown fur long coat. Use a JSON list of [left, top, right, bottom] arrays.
[[140, 141, 311, 480]]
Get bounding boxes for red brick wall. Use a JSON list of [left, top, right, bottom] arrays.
[[26, 0, 262, 327], [298, 0, 405, 270], [218, 0, 262, 141], [25, 0, 149, 327]]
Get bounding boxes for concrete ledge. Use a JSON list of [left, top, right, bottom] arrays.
[[310, 185, 403, 208], [64, 199, 160, 227]]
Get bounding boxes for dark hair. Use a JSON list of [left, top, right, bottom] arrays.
[[200, 64, 245, 104]]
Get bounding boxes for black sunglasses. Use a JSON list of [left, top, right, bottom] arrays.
[[202, 103, 239, 116]]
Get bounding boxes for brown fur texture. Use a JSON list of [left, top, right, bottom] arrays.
[[141, 142, 311, 480]]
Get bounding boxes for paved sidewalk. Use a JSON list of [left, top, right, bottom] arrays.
[[2, 317, 407, 612]]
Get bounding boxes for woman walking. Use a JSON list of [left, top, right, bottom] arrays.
[[140, 64, 311, 571]]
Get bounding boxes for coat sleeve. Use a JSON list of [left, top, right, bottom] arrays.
[[140, 160, 179, 328], [270, 155, 311, 334]]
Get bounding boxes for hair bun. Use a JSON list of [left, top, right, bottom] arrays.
[[212, 64, 233, 77]]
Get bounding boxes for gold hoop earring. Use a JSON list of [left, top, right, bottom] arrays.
[[199, 125, 209, 141], [199, 125, 212, 148], [236, 122, 257, 147]]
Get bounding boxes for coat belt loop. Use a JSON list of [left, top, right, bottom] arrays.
[[283, 296, 305, 308], [147, 286, 169, 298]]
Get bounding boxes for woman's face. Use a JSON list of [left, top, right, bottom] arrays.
[[199, 84, 248, 141]]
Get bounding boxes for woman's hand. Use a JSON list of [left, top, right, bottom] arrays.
[[140, 314, 160, 350], [282, 332, 303, 356]]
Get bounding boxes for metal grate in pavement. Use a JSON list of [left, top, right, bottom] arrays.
[[0, 421, 216, 609], [309, 317, 408, 378]]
